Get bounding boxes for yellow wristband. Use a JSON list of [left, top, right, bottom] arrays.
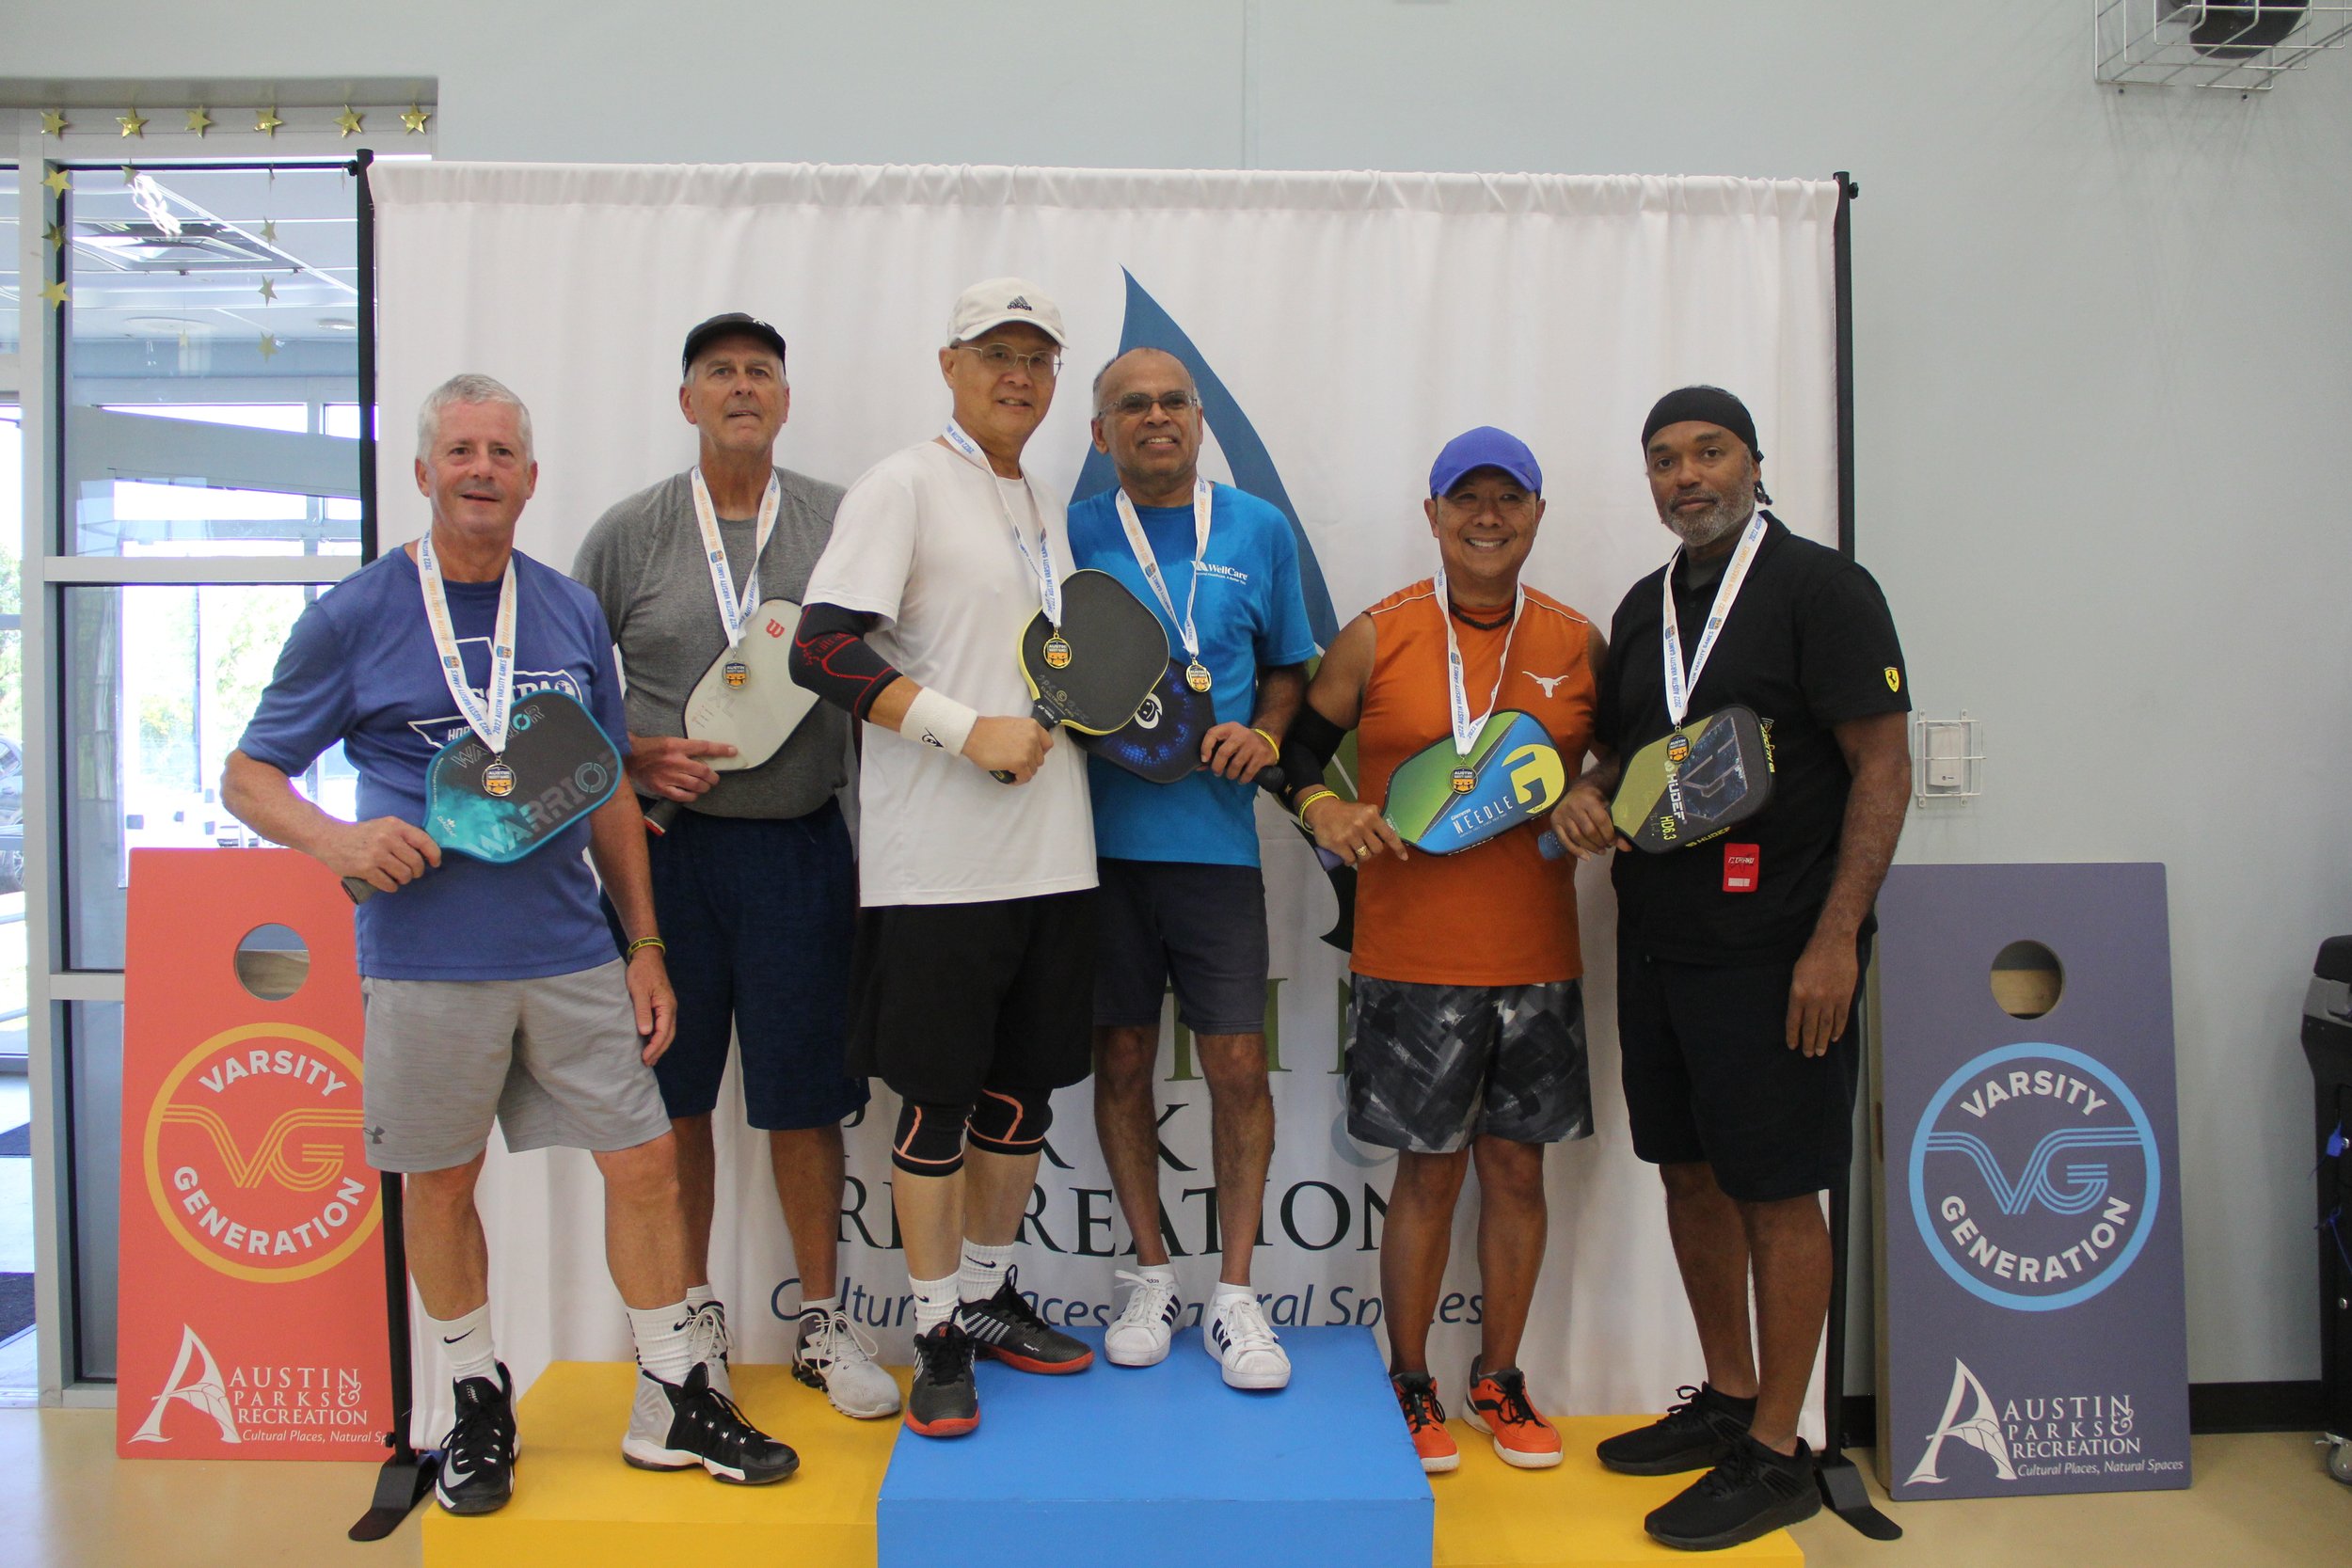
[[1294, 786, 1339, 825], [626, 936, 666, 960], [1250, 726, 1280, 755]]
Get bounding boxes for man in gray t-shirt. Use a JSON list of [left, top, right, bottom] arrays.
[[573, 313, 896, 1422]]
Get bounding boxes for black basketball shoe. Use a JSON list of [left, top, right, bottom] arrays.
[[435, 1364, 518, 1515], [954, 1267, 1095, 1373], [622, 1362, 799, 1484]]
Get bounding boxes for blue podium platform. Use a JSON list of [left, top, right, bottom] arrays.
[[877, 1325, 1433, 1568]]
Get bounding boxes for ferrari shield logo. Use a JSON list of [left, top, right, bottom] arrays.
[[1884, 666, 1901, 693]]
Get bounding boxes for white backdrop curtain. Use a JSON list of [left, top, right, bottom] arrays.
[[370, 161, 1842, 1444]]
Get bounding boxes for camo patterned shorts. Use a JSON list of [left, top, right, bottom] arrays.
[[1344, 975, 1592, 1154]]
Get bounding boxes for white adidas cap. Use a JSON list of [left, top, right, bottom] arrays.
[[946, 277, 1067, 348]]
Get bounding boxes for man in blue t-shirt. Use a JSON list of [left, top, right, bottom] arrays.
[[222, 374, 795, 1513], [1067, 348, 1316, 1390]]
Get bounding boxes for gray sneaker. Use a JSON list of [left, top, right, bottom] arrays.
[[621, 1362, 797, 1484], [793, 1306, 901, 1418]]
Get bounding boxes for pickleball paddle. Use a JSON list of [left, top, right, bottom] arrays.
[[342, 689, 623, 903], [641, 597, 816, 835], [994, 568, 1168, 784], [1075, 656, 1217, 784], [1537, 704, 1772, 859], [1382, 709, 1566, 855]]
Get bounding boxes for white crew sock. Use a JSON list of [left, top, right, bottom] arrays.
[[911, 1272, 961, 1335], [1136, 1262, 1178, 1286], [799, 1293, 840, 1322], [959, 1240, 1017, 1304], [627, 1300, 699, 1385], [1211, 1280, 1255, 1307], [685, 1283, 715, 1311], [423, 1303, 498, 1386]]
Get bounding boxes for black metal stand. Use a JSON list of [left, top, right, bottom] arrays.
[[348, 1171, 438, 1541], [1816, 1162, 1901, 1539]]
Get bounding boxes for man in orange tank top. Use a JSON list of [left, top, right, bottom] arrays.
[[1275, 427, 1607, 1475]]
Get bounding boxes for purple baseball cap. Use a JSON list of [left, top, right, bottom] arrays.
[[1428, 426, 1542, 498]]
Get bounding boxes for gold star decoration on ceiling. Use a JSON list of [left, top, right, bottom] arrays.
[[41, 166, 70, 196], [42, 281, 71, 309], [40, 109, 69, 136], [43, 221, 65, 249], [118, 109, 148, 138], [401, 103, 431, 135], [258, 277, 278, 304], [120, 164, 141, 185], [261, 218, 278, 245], [186, 107, 214, 136], [258, 332, 280, 360], [255, 106, 286, 137], [334, 106, 365, 137]]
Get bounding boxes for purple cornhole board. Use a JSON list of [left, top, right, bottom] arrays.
[[1874, 863, 2191, 1499]]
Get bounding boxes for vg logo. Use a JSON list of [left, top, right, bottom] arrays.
[[1908, 1042, 2159, 1311]]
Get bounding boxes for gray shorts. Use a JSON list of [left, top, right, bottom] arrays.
[[359, 959, 672, 1172], [1345, 975, 1593, 1154]]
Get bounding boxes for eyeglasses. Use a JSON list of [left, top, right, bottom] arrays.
[[960, 343, 1062, 378], [1101, 391, 1199, 420]]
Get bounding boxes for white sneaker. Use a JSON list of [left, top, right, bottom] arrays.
[[1104, 1269, 1182, 1368], [793, 1307, 900, 1419], [1204, 1292, 1290, 1390], [689, 1300, 733, 1400]]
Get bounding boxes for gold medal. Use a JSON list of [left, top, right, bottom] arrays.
[[1185, 659, 1213, 693], [1451, 766, 1476, 794], [723, 659, 749, 689], [1042, 634, 1073, 670], [483, 759, 516, 799]]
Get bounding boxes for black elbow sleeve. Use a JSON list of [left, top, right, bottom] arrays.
[[1272, 705, 1348, 799], [790, 603, 902, 721]]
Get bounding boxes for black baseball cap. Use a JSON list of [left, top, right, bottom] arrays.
[[681, 312, 787, 377]]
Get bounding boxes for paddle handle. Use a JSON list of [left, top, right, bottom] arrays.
[[643, 797, 683, 835], [1537, 830, 1565, 861], [342, 876, 377, 905], [990, 700, 1064, 784]]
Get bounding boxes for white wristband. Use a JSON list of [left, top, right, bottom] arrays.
[[901, 686, 979, 759]]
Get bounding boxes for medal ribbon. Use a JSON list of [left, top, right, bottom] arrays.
[[689, 467, 782, 650], [941, 420, 1061, 628], [1112, 478, 1212, 668], [1660, 508, 1770, 726], [1432, 557, 1525, 759], [417, 530, 517, 756]]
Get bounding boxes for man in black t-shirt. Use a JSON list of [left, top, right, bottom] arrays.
[[1551, 387, 1910, 1553]]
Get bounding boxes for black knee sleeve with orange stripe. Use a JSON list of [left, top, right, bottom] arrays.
[[889, 1089, 1055, 1176]]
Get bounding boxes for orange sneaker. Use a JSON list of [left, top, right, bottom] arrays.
[[1464, 1358, 1562, 1469], [1392, 1371, 1460, 1473]]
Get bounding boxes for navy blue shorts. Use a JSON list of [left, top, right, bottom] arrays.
[[1615, 936, 1868, 1203], [604, 800, 867, 1132], [1092, 858, 1270, 1035]]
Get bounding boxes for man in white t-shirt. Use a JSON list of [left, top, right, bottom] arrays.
[[790, 277, 1097, 1438]]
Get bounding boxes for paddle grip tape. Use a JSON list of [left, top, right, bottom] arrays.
[[790, 602, 902, 721], [889, 1090, 1056, 1176], [1274, 705, 1349, 800]]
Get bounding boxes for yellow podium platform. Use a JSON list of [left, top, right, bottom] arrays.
[[1432, 1418, 1804, 1568], [422, 1360, 907, 1568]]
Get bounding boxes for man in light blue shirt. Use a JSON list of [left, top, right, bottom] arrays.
[[1066, 348, 1315, 1389]]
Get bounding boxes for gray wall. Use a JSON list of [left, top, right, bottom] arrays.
[[16, 0, 2348, 1386]]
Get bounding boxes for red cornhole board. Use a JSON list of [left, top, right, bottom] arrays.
[[118, 847, 391, 1459]]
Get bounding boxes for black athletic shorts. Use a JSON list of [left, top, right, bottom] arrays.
[[1092, 858, 1269, 1036], [1616, 935, 1869, 1203], [846, 889, 1098, 1105]]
